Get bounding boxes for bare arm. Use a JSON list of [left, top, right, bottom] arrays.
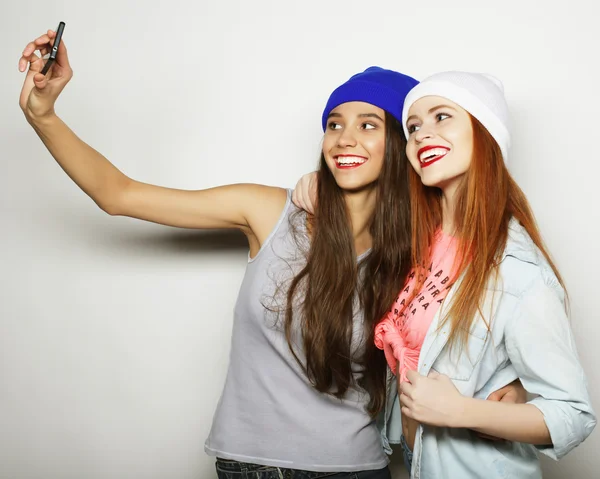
[[401, 370, 551, 444], [19, 29, 287, 245], [461, 398, 550, 444], [475, 378, 528, 441]]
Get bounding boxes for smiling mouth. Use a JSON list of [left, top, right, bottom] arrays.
[[335, 155, 368, 169], [419, 147, 449, 167]]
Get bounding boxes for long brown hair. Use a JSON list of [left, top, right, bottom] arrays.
[[284, 113, 412, 417], [408, 115, 566, 348]]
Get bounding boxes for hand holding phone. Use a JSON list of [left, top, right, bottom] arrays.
[[40, 21, 65, 75], [18, 22, 73, 121]]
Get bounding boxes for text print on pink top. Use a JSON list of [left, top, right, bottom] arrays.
[[375, 231, 458, 382]]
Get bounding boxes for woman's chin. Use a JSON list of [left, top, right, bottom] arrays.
[[335, 179, 378, 194]]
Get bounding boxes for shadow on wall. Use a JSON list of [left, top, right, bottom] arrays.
[[99, 228, 250, 256], [48, 208, 252, 257]]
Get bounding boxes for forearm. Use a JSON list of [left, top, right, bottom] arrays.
[[28, 113, 129, 213], [459, 398, 551, 445]]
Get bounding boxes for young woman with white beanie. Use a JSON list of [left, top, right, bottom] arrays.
[[379, 71, 596, 477]]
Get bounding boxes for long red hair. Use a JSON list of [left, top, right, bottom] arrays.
[[407, 115, 566, 347]]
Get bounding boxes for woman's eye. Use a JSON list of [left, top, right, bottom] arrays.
[[328, 122, 342, 130], [407, 123, 420, 134], [436, 112, 451, 122], [362, 123, 376, 130]]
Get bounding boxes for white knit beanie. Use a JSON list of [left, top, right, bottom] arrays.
[[401, 71, 511, 162]]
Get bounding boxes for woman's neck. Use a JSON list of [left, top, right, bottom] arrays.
[[344, 188, 376, 256], [440, 182, 460, 235]]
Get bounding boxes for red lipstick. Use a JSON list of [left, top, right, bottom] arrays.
[[417, 145, 449, 168]]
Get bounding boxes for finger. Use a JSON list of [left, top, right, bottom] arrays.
[[399, 393, 413, 408], [293, 189, 305, 211], [297, 187, 306, 210], [54, 37, 71, 70], [18, 30, 60, 72], [308, 175, 317, 213], [486, 383, 519, 403], [500, 390, 527, 404], [298, 198, 308, 212], [19, 41, 38, 71], [22, 40, 40, 58], [19, 36, 50, 72], [401, 406, 415, 420], [292, 177, 304, 206], [399, 379, 414, 397], [34, 34, 52, 48], [29, 34, 53, 58], [499, 391, 518, 403], [405, 369, 420, 383], [32, 72, 50, 90], [299, 181, 311, 214], [486, 390, 502, 402], [305, 196, 314, 214], [19, 51, 42, 73]]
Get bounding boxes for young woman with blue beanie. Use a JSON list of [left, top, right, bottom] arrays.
[[295, 71, 596, 478], [17, 28, 414, 478]]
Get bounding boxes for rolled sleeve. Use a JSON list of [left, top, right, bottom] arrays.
[[529, 396, 596, 459], [505, 277, 596, 460]]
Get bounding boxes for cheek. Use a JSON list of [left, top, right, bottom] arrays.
[[446, 128, 473, 161], [322, 135, 336, 154], [367, 136, 386, 163], [456, 134, 474, 169]]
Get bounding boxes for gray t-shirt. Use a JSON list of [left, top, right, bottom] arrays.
[[204, 191, 388, 472]]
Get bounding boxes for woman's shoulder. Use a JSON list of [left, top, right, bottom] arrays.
[[245, 185, 290, 226]]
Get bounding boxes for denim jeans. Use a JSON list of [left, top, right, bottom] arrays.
[[399, 435, 413, 474], [215, 458, 392, 479]]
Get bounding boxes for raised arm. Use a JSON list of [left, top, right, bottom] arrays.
[[18, 29, 287, 249]]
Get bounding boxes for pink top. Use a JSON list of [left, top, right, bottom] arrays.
[[375, 231, 458, 382]]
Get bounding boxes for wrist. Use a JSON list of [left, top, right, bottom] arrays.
[[25, 109, 58, 128], [451, 396, 477, 428]]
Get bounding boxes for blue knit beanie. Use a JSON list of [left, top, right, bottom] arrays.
[[321, 66, 419, 131]]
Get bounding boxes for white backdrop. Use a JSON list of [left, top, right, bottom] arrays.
[[1, 1, 598, 478]]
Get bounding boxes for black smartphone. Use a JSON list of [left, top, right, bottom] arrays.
[[41, 21, 66, 75]]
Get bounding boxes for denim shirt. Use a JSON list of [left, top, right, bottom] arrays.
[[378, 218, 596, 478]]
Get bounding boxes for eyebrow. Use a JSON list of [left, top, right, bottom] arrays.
[[327, 112, 385, 122], [406, 104, 457, 123]]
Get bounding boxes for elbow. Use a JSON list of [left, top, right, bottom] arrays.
[[99, 200, 122, 217], [578, 410, 597, 445], [554, 411, 596, 460], [96, 177, 132, 216], [530, 398, 597, 459], [568, 403, 597, 449]]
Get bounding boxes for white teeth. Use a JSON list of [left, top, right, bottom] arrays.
[[336, 156, 367, 165], [419, 148, 448, 163]]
